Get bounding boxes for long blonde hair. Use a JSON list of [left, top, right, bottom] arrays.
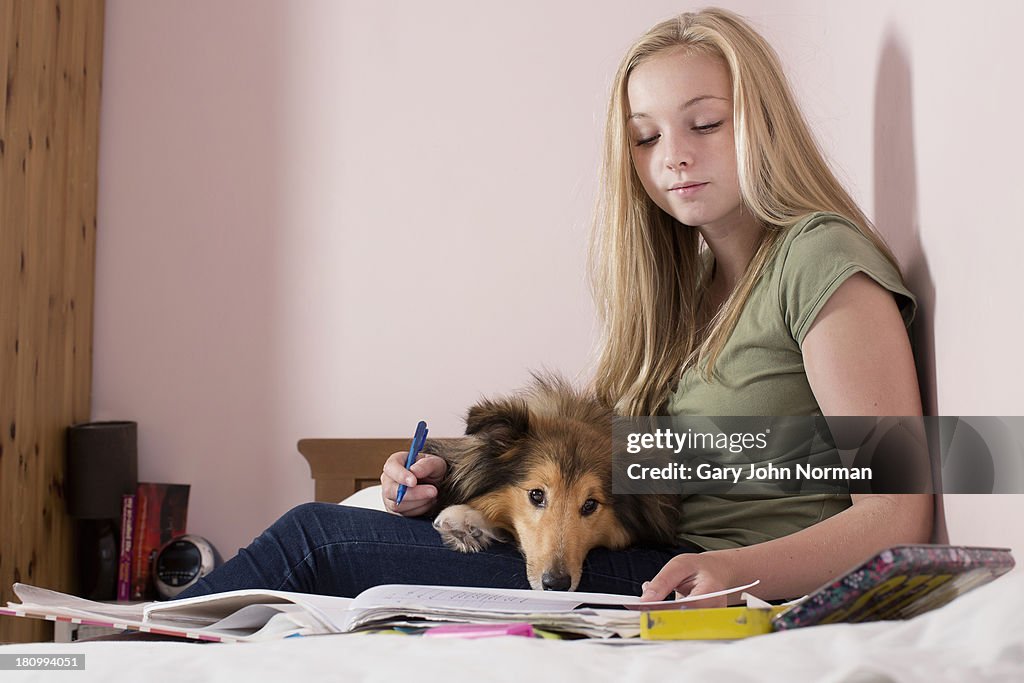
[[590, 7, 902, 416]]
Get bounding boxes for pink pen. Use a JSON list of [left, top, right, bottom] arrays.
[[423, 623, 535, 639]]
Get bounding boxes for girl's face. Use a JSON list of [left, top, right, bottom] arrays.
[[627, 49, 745, 233]]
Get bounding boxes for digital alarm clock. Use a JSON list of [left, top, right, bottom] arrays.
[[152, 534, 222, 599]]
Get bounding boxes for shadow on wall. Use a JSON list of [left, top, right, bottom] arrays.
[[872, 30, 937, 418], [873, 30, 948, 545]]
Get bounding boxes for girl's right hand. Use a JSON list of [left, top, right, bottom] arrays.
[[380, 450, 447, 517]]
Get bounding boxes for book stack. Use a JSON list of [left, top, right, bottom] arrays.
[[116, 483, 191, 601]]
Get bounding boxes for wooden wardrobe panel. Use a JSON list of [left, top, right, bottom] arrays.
[[0, 0, 104, 644]]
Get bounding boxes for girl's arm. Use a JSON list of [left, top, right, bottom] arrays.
[[642, 273, 933, 603]]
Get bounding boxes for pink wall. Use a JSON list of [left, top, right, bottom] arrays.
[[94, 1, 1024, 561]]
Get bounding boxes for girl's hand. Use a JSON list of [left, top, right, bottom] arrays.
[[640, 551, 734, 608], [380, 450, 447, 517]]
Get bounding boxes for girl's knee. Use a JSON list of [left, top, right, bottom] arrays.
[[277, 501, 339, 530], [267, 502, 424, 554], [276, 501, 382, 535]]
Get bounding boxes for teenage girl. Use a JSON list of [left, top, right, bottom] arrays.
[[183, 8, 931, 603]]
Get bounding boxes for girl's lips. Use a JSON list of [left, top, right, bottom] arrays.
[[669, 182, 708, 196]]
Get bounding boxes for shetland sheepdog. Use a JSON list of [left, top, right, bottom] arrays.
[[424, 374, 681, 591]]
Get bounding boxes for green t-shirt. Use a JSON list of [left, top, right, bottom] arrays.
[[667, 212, 917, 550]]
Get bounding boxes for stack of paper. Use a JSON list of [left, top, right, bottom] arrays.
[[317, 583, 760, 639], [3, 581, 759, 642], [332, 585, 644, 638]]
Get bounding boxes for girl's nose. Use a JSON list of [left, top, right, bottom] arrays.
[[663, 136, 692, 170]]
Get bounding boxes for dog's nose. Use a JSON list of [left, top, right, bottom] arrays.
[[541, 571, 572, 591]]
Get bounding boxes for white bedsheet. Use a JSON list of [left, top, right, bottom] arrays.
[[3, 570, 1022, 683]]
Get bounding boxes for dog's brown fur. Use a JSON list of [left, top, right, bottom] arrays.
[[424, 374, 680, 591]]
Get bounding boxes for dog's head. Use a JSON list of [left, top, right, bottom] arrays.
[[435, 375, 636, 591]]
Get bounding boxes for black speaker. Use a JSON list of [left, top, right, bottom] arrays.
[[65, 421, 139, 600]]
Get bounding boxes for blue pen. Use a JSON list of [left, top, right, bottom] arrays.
[[395, 420, 428, 506]]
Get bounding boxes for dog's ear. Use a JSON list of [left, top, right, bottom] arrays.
[[465, 397, 530, 451]]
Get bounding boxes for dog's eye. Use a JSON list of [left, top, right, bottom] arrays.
[[528, 489, 545, 506], [581, 499, 598, 516]]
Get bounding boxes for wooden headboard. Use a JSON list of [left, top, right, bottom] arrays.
[[298, 439, 407, 503]]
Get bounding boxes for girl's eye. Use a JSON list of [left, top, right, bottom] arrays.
[[634, 134, 659, 147], [581, 499, 599, 516], [529, 489, 545, 506], [694, 121, 724, 133]]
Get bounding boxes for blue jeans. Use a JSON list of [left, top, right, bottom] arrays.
[[178, 503, 701, 599]]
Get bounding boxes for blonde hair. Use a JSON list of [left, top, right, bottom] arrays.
[[590, 7, 902, 416]]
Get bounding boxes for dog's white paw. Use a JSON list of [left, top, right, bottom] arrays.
[[433, 505, 506, 552]]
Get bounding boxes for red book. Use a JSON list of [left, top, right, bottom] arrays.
[[130, 483, 190, 600], [117, 494, 136, 601]]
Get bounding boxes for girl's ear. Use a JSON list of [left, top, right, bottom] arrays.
[[465, 397, 530, 451]]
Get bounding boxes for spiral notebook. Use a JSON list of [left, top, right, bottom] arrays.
[[771, 544, 1015, 631]]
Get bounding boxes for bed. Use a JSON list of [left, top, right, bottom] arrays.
[[1, 439, 1020, 682]]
